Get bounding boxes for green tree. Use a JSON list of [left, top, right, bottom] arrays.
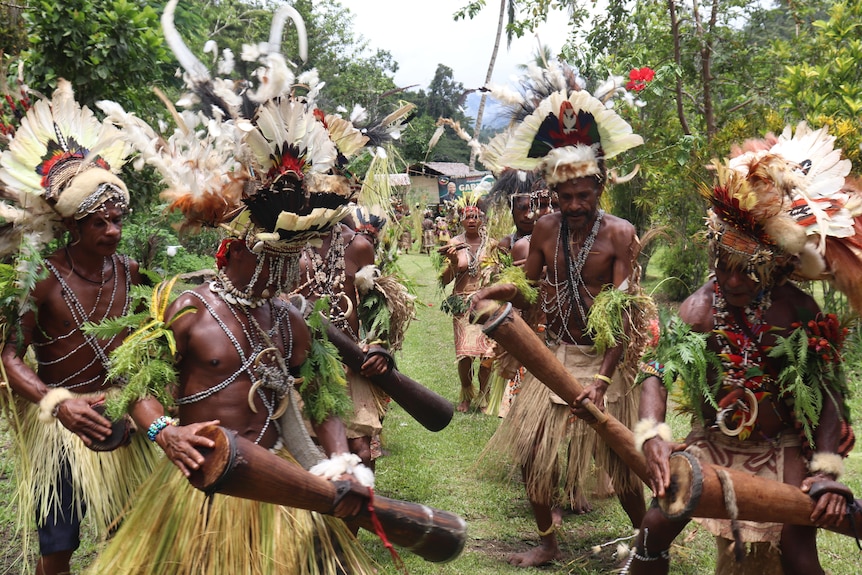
[[775, 1, 862, 167], [22, 0, 174, 109]]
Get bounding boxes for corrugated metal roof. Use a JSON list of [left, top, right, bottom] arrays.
[[369, 173, 411, 186], [409, 162, 489, 178], [388, 173, 411, 186]]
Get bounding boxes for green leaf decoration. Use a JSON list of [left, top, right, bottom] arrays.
[[81, 276, 191, 420], [440, 293, 468, 316], [300, 298, 353, 424], [769, 320, 850, 448], [493, 264, 538, 304], [586, 285, 654, 353], [0, 236, 47, 350], [641, 309, 722, 421]]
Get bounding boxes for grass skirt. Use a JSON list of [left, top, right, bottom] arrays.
[[86, 450, 376, 575], [480, 342, 641, 507], [5, 393, 160, 564]]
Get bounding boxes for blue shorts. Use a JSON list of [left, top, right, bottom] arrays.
[[36, 458, 84, 556]]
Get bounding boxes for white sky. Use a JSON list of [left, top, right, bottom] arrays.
[[347, 0, 575, 92]]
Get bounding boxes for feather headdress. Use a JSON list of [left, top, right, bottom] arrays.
[[499, 89, 643, 186], [704, 122, 862, 314], [97, 97, 248, 232], [486, 61, 642, 187], [0, 80, 131, 257], [241, 96, 367, 246]]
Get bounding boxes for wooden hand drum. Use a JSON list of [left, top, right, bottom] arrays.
[[657, 451, 704, 520]]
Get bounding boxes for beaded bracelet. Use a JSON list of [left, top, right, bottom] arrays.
[[147, 415, 178, 442]]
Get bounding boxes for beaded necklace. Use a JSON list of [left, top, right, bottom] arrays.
[[712, 281, 775, 438], [298, 226, 353, 334], [210, 270, 266, 308], [37, 255, 131, 388], [465, 227, 488, 277], [177, 289, 295, 445], [541, 211, 604, 344]]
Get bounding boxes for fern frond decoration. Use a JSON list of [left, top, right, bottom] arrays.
[[301, 297, 352, 424], [769, 314, 851, 448], [430, 250, 445, 274], [586, 285, 655, 354], [640, 310, 722, 422], [82, 276, 194, 420]]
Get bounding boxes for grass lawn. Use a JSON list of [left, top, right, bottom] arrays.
[[1, 251, 861, 574]]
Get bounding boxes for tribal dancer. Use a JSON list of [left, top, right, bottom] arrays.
[[85, 4, 381, 573], [473, 61, 653, 567], [483, 168, 552, 416], [0, 80, 163, 575], [628, 123, 860, 575], [439, 191, 498, 413], [296, 153, 416, 469]]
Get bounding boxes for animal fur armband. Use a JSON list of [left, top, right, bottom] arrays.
[[809, 452, 845, 479], [38, 387, 75, 423], [310, 452, 375, 488], [633, 418, 673, 454]]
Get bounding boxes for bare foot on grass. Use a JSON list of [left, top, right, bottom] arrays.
[[508, 543, 561, 567], [457, 400, 471, 413], [571, 493, 592, 515]]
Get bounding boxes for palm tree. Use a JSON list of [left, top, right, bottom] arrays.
[[469, 0, 516, 169]]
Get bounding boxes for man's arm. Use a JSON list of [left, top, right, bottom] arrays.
[[2, 301, 113, 445], [572, 222, 636, 417], [639, 285, 713, 496]]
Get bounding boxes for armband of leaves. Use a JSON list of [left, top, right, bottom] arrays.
[[300, 298, 353, 424], [493, 265, 537, 305], [639, 309, 722, 422], [769, 313, 851, 448], [356, 266, 416, 352], [586, 285, 655, 354], [440, 293, 468, 316], [82, 276, 194, 421]]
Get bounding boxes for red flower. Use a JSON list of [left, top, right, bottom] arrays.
[[647, 317, 660, 348], [625, 66, 655, 92], [215, 238, 237, 270]]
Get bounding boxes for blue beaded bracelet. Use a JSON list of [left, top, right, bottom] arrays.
[[147, 415, 178, 442]]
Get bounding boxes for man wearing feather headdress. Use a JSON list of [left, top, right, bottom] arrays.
[[0, 80, 176, 575], [628, 123, 861, 575], [472, 65, 651, 567], [86, 90, 382, 572]]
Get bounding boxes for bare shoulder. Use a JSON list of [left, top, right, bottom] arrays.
[[122, 255, 142, 284], [166, 285, 207, 323], [30, 251, 64, 302], [772, 282, 819, 315], [602, 214, 637, 241], [347, 228, 375, 261], [531, 212, 560, 241], [678, 281, 715, 332]]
